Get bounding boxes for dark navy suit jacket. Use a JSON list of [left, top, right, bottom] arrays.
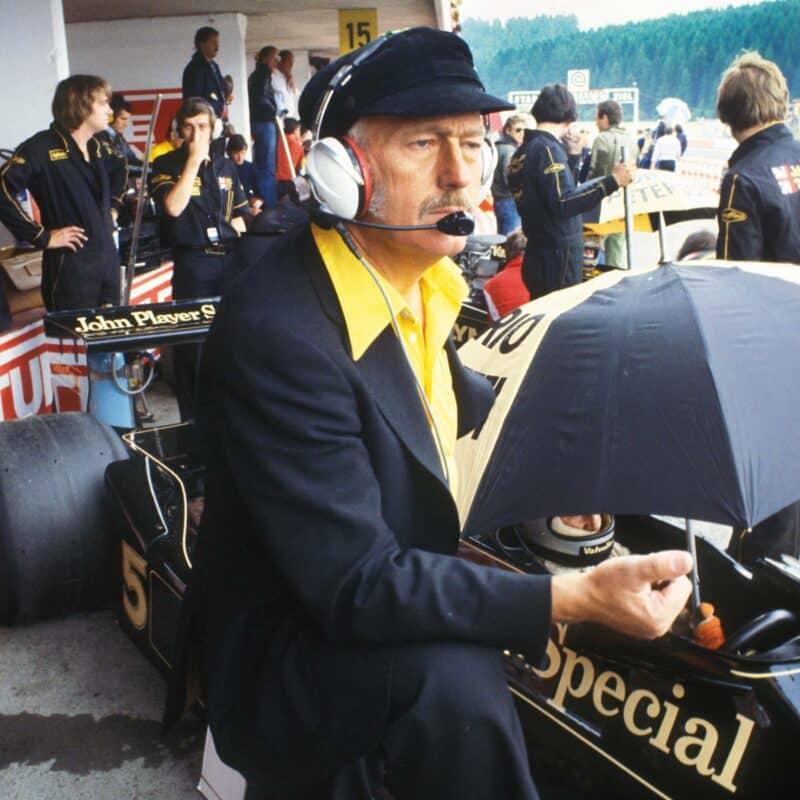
[[190, 224, 552, 789]]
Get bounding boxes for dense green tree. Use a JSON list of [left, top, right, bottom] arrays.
[[462, 0, 800, 118]]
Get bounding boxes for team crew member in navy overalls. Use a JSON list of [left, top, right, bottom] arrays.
[[149, 97, 248, 422], [716, 52, 800, 264], [508, 84, 633, 300], [0, 75, 127, 311], [715, 51, 800, 564]]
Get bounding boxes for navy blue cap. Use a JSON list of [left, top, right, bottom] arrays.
[[299, 27, 514, 138]]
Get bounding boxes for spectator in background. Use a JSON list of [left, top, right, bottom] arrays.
[[491, 115, 525, 234], [222, 74, 236, 137], [223, 74, 234, 107], [675, 123, 688, 155], [483, 229, 529, 320], [149, 117, 184, 162], [638, 129, 655, 168], [97, 93, 143, 168], [182, 26, 228, 122], [650, 125, 681, 171], [248, 45, 280, 206], [715, 50, 800, 565], [275, 117, 305, 202], [586, 100, 639, 268], [226, 134, 260, 209], [272, 49, 300, 120]]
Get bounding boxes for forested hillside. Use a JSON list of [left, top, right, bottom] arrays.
[[462, 0, 800, 118]]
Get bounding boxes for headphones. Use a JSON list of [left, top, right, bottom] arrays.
[[305, 35, 498, 221]]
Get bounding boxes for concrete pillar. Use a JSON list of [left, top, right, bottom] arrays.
[[0, 0, 69, 151]]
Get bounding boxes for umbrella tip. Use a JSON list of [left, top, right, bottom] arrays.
[[694, 602, 725, 649]]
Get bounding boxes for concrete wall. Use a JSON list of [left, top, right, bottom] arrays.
[[66, 13, 250, 147], [1, 0, 69, 151]]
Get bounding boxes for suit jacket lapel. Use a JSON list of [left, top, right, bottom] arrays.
[[302, 227, 448, 486], [356, 328, 448, 487]]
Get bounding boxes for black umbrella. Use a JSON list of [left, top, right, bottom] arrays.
[[456, 260, 800, 538]]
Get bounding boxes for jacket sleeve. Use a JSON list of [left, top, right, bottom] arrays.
[[148, 156, 177, 208], [124, 141, 144, 168], [101, 140, 129, 212], [587, 136, 611, 181], [230, 173, 249, 218], [716, 171, 762, 260], [209, 314, 552, 656], [0, 145, 50, 248], [495, 143, 513, 194], [182, 60, 203, 100], [530, 142, 618, 221], [249, 70, 277, 118]]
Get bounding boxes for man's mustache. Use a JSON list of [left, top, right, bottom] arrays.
[[418, 191, 475, 221]]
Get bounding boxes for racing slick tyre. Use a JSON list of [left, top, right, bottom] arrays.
[[0, 412, 129, 625]]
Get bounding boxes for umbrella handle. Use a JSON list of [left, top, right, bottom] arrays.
[[620, 146, 633, 270], [685, 518, 702, 615]]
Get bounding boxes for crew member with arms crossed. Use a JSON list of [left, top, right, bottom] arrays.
[[716, 51, 800, 563], [149, 98, 247, 422], [0, 75, 127, 310], [178, 28, 692, 800]]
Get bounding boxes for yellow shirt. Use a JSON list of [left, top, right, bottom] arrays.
[[312, 224, 467, 494], [149, 140, 176, 162]]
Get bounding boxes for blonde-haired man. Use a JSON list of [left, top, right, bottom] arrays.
[[0, 75, 127, 310], [716, 51, 800, 263]]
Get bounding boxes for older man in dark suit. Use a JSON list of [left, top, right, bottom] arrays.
[[187, 27, 692, 800]]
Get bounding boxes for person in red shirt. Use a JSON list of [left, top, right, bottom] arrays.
[[483, 229, 530, 320], [276, 116, 305, 202]]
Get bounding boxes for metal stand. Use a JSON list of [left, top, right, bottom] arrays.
[[658, 211, 667, 263], [621, 145, 634, 270], [123, 93, 162, 305]]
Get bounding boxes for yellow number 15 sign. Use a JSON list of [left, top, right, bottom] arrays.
[[338, 9, 378, 54]]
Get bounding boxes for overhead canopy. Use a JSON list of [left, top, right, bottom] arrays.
[[63, 0, 459, 58]]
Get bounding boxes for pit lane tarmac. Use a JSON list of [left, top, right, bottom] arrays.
[[0, 610, 204, 799]]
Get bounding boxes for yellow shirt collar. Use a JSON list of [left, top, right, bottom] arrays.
[[312, 223, 467, 361]]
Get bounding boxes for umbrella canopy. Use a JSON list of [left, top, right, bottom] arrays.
[[455, 261, 800, 536], [583, 169, 718, 235], [656, 97, 691, 126]]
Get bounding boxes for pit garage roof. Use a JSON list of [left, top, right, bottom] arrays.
[[62, 0, 459, 57]]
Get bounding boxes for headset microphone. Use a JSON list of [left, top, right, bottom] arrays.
[[349, 211, 476, 236]]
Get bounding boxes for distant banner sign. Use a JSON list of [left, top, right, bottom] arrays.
[[508, 87, 638, 109], [507, 91, 540, 107], [572, 88, 639, 105], [338, 9, 378, 54]]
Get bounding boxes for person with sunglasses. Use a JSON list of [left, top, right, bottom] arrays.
[[491, 114, 527, 234]]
